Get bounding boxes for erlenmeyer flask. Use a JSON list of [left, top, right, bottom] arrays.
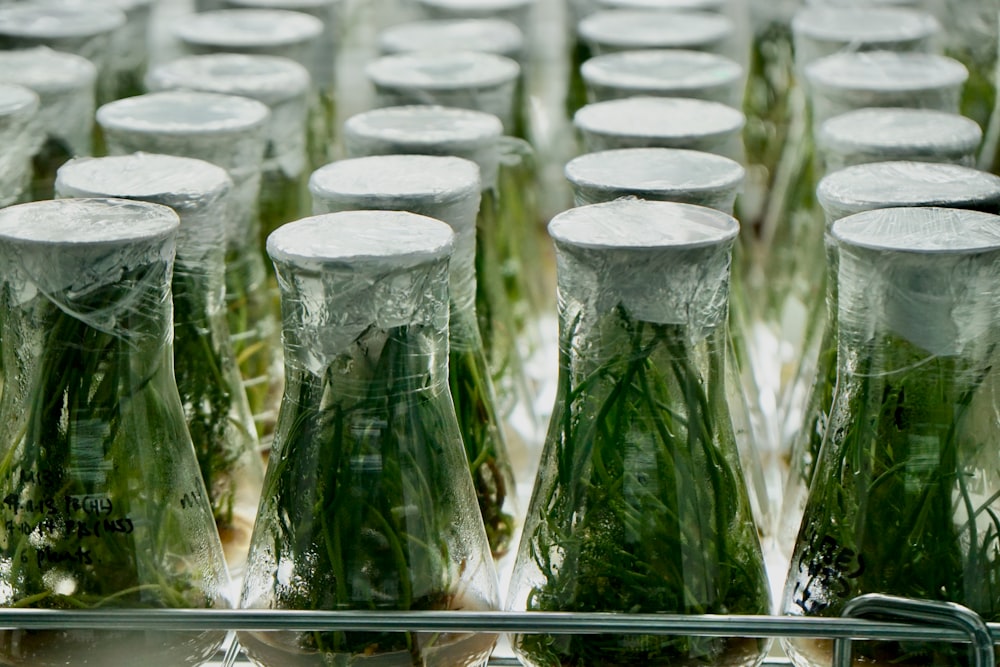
[[0, 198, 231, 666], [239, 210, 499, 667], [782, 206, 1000, 667], [508, 199, 770, 667]]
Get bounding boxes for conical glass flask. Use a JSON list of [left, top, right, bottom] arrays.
[[308, 154, 519, 561], [0, 198, 231, 666], [782, 206, 1000, 667], [54, 152, 266, 574], [239, 210, 500, 667], [508, 199, 770, 667], [778, 163, 1000, 562]]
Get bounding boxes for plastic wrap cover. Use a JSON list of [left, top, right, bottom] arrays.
[[0, 83, 39, 207], [597, 0, 726, 10], [97, 91, 269, 243], [0, 48, 96, 156], [818, 107, 982, 173], [174, 9, 325, 88], [366, 51, 520, 133], [412, 0, 534, 33], [309, 154, 480, 314], [817, 161, 1000, 223], [0, 198, 178, 324], [0, 3, 124, 76], [54, 154, 232, 285], [581, 49, 743, 107], [832, 206, 1000, 357], [791, 6, 940, 67], [267, 210, 454, 374], [548, 198, 737, 336], [145, 54, 310, 179], [574, 96, 746, 161], [578, 10, 734, 56], [344, 105, 503, 188], [565, 147, 745, 213], [806, 0, 925, 6], [377, 18, 525, 62], [805, 51, 967, 124], [749, 0, 799, 30], [108, 0, 154, 72]]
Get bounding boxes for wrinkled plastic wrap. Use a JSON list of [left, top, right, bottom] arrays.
[[53, 154, 265, 571], [791, 6, 940, 69], [413, 0, 534, 34], [782, 206, 1000, 667], [224, 0, 343, 88], [0, 2, 125, 103], [817, 161, 1000, 223], [818, 107, 982, 173], [378, 18, 524, 61], [565, 147, 745, 213], [366, 51, 520, 135], [549, 198, 737, 335], [509, 198, 769, 667], [174, 9, 324, 89], [805, 51, 967, 125], [0, 198, 231, 666], [574, 96, 746, 161], [242, 210, 500, 667], [145, 54, 310, 181], [97, 90, 270, 245], [581, 48, 744, 107], [0, 84, 39, 208], [0, 48, 96, 161], [569, 0, 725, 25], [578, 9, 734, 56], [344, 105, 503, 188], [107, 0, 153, 97]]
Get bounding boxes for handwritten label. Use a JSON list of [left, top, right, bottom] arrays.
[[790, 523, 865, 614]]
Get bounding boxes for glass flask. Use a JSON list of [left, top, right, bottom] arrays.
[[804, 51, 967, 128], [0, 83, 38, 208], [172, 9, 332, 169], [54, 152, 266, 574], [0, 198, 231, 667], [581, 49, 744, 108], [145, 53, 312, 256], [0, 48, 96, 202], [344, 105, 542, 450], [308, 154, 519, 561], [366, 51, 523, 139], [508, 198, 770, 667], [817, 107, 982, 174], [96, 90, 280, 446], [106, 0, 154, 100], [573, 96, 746, 162], [778, 163, 1000, 562], [0, 2, 125, 105], [782, 206, 1000, 667], [239, 210, 500, 667], [562, 146, 772, 538]]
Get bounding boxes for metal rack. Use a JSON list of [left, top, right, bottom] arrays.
[[0, 595, 995, 667]]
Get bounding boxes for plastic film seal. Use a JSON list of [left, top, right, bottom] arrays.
[[366, 51, 520, 134], [818, 107, 982, 173], [805, 51, 967, 125], [833, 206, 1000, 357], [548, 198, 738, 336], [412, 0, 535, 34], [574, 96, 745, 161], [578, 9, 734, 56], [581, 49, 744, 107], [378, 18, 525, 62], [0, 83, 40, 207], [791, 6, 940, 67], [344, 105, 503, 188], [817, 161, 1000, 223]]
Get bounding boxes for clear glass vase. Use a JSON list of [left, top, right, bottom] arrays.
[[0, 48, 95, 202], [96, 90, 281, 447], [239, 210, 499, 667], [782, 206, 1000, 667], [0, 198, 231, 667], [508, 199, 770, 667], [776, 162, 1000, 561], [54, 152, 266, 576], [308, 154, 519, 562]]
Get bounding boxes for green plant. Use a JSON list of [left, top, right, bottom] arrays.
[[514, 305, 769, 667]]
